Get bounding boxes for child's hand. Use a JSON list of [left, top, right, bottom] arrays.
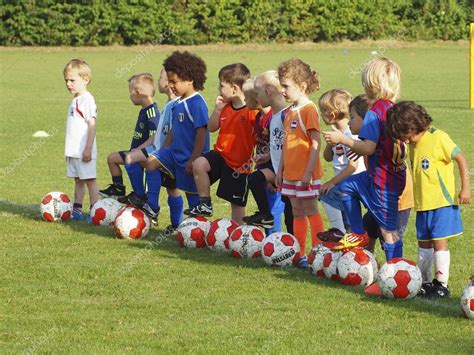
[[254, 153, 270, 164], [266, 182, 276, 193], [215, 95, 226, 111], [82, 147, 92, 162], [459, 187, 471, 204], [323, 129, 345, 145], [320, 181, 335, 195], [275, 170, 283, 189], [185, 159, 194, 175], [301, 171, 312, 189]]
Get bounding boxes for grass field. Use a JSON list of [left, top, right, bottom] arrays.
[[1, 42, 473, 353]]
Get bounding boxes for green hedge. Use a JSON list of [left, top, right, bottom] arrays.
[[0, 0, 471, 46]]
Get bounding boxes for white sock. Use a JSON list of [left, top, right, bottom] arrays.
[[418, 247, 434, 283], [434, 250, 450, 287], [322, 201, 346, 233]]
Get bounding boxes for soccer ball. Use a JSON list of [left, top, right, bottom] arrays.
[[40, 191, 72, 222], [323, 251, 343, 281], [460, 276, 474, 319], [376, 258, 422, 299], [261, 232, 300, 267], [229, 225, 265, 259], [176, 216, 210, 249], [337, 248, 378, 286], [206, 218, 238, 253], [90, 198, 123, 226], [114, 206, 151, 240], [308, 243, 332, 277]]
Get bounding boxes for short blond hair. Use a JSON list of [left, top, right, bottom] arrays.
[[254, 70, 282, 93], [128, 72, 156, 97], [318, 89, 352, 120], [362, 57, 400, 101], [278, 58, 320, 94], [242, 77, 258, 101], [63, 59, 92, 83]]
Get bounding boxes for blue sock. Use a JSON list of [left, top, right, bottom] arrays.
[[125, 163, 145, 198], [383, 242, 397, 261], [186, 194, 200, 209], [341, 195, 365, 234], [168, 195, 184, 227], [266, 189, 284, 235], [393, 239, 403, 258], [146, 170, 161, 211]]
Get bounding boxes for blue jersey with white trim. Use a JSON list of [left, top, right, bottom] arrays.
[[170, 93, 210, 167], [130, 103, 159, 149]]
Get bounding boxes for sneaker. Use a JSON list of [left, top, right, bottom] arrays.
[[118, 191, 135, 204], [425, 279, 451, 299], [330, 232, 369, 251], [128, 193, 147, 209], [85, 213, 92, 224], [72, 208, 84, 221], [297, 255, 308, 269], [183, 202, 213, 217], [242, 212, 274, 229], [99, 183, 125, 199], [141, 203, 159, 224], [417, 282, 434, 298], [317, 228, 344, 242], [163, 224, 177, 235]]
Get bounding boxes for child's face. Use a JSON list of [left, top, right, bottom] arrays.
[[128, 84, 141, 105], [158, 69, 169, 94], [279, 77, 305, 104], [167, 71, 193, 98], [218, 81, 235, 102], [401, 131, 423, 145], [349, 107, 364, 135], [244, 92, 260, 110], [64, 70, 89, 96]]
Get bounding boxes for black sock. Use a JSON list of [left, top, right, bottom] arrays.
[[112, 175, 123, 186], [248, 170, 270, 214], [73, 202, 83, 210], [282, 196, 294, 234], [200, 197, 212, 206]]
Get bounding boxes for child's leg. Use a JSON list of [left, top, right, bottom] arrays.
[[231, 204, 245, 225], [107, 152, 125, 184], [321, 201, 346, 233], [74, 178, 86, 206], [84, 178, 98, 208], [125, 163, 145, 198], [418, 240, 434, 284], [362, 212, 380, 253], [192, 157, 212, 198], [125, 149, 147, 165], [248, 169, 274, 215], [380, 228, 401, 261], [186, 193, 200, 209], [302, 198, 324, 247], [433, 239, 450, 286], [145, 168, 161, 211], [290, 197, 307, 256], [282, 196, 294, 234], [167, 187, 183, 228], [266, 188, 284, 234]]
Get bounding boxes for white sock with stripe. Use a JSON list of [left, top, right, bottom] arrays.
[[434, 250, 450, 287]]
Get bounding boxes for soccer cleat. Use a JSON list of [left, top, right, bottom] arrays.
[[183, 202, 213, 217], [141, 203, 159, 224], [297, 255, 308, 269], [163, 224, 177, 235], [424, 279, 451, 299], [71, 208, 84, 221], [118, 192, 135, 204], [330, 232, 369, 251], [128, 193, 147, 209], [99, 183, 125, 199], [317, 228, 344, 242], [242, 212, 274, 229], [417, 282, 434, 298], [85, 213, 92, 224]]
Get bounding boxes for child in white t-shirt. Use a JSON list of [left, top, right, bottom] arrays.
[[63, 59, 98, 220]]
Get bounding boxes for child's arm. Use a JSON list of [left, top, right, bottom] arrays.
[[454, 152, 471, 204], [82, 117, 96, 162], [323, 142, 333, 162], [320, 160, 357, 194], [301, 129, 321, 188], [275, 150, 285, 189], [208, 96, 226, 132], [323, 128, 376, 156], [186, 127, 207, 174]]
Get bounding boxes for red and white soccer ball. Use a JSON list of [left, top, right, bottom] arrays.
[[337, 248, 378, 286], [40, 191, 72, 222], [206, 218, 238, 253], [308, 243, 332, 277], [176, 216, 211, 249], [323, 251, 343, 281], [376, 257, 422, 299], [90, 198, 123, 226], [460, 276, 474, 319], [114, 206, 151, 240], [229, 225, 265, 259], [261, 232, 300, 267]]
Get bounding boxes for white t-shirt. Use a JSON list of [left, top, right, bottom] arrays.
[[269, 107, 287, 172], [153, 98, 177, 149], [65, 91, 97, 159], [332, 127, 365, 175]]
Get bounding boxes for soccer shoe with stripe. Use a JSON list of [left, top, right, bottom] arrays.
[[296, 255, 308, 269], [183, 202, 213, 217], [424, 279, 451, 299], [141, 203, 159, 225], [71, 208, 84, 221], [127, 193, 147, 209], [317, 228, 344, 242], [242, 212, 274, 229], [417, 282, 434, 298], [99, 183, 125, 199], [330, 232, 369, 251], [117, 191, 135, 204]]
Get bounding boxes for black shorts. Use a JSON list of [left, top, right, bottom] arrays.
[[363, 212, 382, 239], [118, 148, 150, 161], [160, 171, 177, 189], [204, 150, 249, 207]]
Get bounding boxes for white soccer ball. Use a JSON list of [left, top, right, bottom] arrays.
[[114, 206, 151, 240], [176, 216, 211, 249], [40, 191, 72, 222], [337, 248, 378, 286], [460, 276, 474, 319], [261, 232, 300, 267], [229, 225, 265, 259], [308, 243, 332, 277], [323, 250, 343, 281], [206, 218, 238, 253], [90, 198, 123, 226], [376, 257, 422, 299]]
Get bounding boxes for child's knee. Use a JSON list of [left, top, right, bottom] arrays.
[[418, 240, 433, 249], [124, 154, 133, 165], [192, 157, 208, 172]]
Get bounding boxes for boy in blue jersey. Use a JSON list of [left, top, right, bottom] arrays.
[[143, 51, 209, 215], [99, 73, 159, 202]]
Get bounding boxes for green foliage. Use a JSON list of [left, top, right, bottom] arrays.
[[0, 0, 470, 46]]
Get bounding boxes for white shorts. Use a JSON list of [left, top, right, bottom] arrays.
[[281, 179, 321, 199], [66, 157, 97, 180]]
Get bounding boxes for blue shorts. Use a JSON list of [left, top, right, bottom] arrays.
[[416, 205, 463, 240], [150, 146, 197, 194], [319, 188, 350, 228], [336, 171, 399, 231]]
